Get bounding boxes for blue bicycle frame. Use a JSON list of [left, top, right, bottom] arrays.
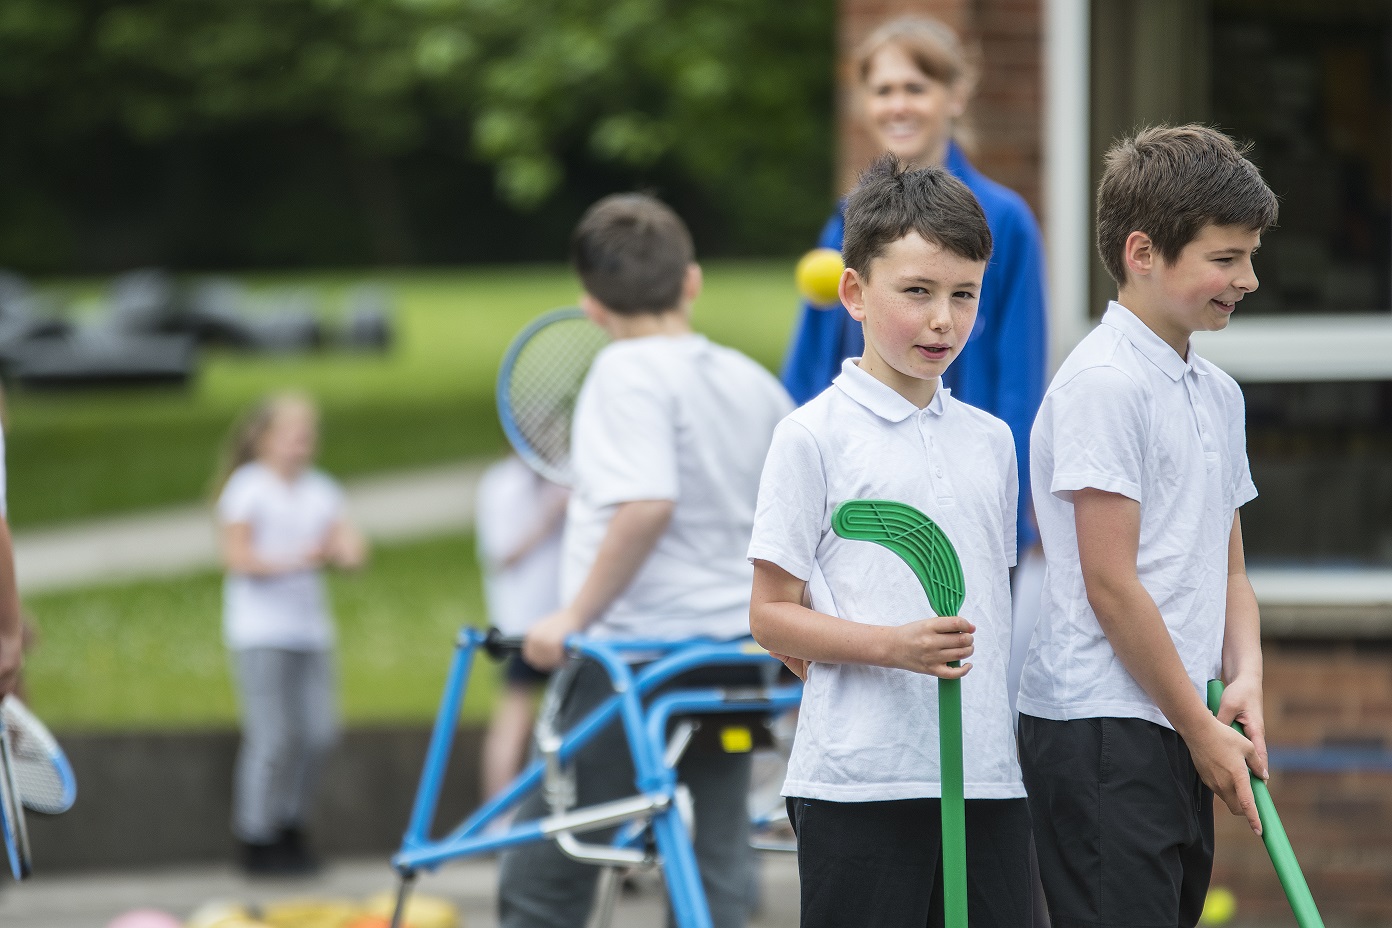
[[391, 628, 803, 928]]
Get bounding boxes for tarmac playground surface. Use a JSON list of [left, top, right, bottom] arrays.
[[0, 852, 802, 928]]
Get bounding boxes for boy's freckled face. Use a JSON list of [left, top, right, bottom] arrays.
[[1149, 223, 1262, 337], [845, 232, 985, 402]]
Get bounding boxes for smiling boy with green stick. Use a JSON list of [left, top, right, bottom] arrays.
[[748, 156, 1032, 927]]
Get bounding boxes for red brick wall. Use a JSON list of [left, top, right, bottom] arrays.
[[1212, 642, 1392, 923], [837, 0, 1044, 218]]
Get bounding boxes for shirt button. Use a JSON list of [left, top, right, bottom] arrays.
[[936, 468, 944, 477]]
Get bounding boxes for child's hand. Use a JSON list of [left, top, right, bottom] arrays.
[[887, 616, 974, 678], [523, 607, 585, 671], [1188, 715, 1264, 836], [1213, 674, 1269, 782], [770, 652, 809, 681]]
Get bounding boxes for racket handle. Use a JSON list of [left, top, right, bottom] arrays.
[[483, 628, 526, 660], [939, 668, 967, 928], [1206, 680, 1325, 928]]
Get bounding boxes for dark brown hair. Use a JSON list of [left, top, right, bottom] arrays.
[[570, 193, 694, 315], [1096, 124, 1279, 286], [842, 154, 992, 279]]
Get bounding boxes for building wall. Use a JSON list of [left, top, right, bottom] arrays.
[[837, 0, 1044, 218]]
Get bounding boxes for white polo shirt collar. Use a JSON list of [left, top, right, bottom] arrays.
[[832, 357, 949, 422], [1100, 301, 1199, 382]]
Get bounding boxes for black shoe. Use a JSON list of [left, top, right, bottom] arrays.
[[275, 824, 321, 875], [240, 839, 286, 876]]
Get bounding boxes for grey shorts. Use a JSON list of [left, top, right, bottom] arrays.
[[1019, 714, 1215, 928]]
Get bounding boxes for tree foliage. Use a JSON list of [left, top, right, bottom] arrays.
[[0, 0, 834, 268]]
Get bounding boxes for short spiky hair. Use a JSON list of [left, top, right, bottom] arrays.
[[842, 155, 992, 279], [1096, 124, 1278, 285], [571, 193, 694, 315]]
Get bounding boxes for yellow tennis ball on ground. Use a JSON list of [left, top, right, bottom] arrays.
[[1200, 886, 1237, 925], [795, 248, 845, 308]]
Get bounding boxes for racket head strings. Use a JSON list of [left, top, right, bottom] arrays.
[[497, 308, 609, 485]]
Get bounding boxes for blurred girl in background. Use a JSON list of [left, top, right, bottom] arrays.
[[215, 393, 367, 875]]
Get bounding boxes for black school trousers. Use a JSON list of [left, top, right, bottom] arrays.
[[1019, 714, 1215, 928], [788, 795, 1034, 928]]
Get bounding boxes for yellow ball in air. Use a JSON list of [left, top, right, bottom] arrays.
[[795, 248, 845, 308], [1200, 886, 1237, 926]]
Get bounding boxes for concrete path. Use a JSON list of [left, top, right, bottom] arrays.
[[0, 853, 802, 928], [13, 461, 488, 593]]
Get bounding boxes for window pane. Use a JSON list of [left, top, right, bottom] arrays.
[[1213, 1, 1392, 315], [1243, 380, 1392, 565]]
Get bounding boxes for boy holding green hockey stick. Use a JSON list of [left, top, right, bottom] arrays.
[[748, 156, 1032, 927]]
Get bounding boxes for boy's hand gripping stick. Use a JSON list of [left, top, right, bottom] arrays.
[[1206, 680, 1325, 928], [833, 500, 968, 928]]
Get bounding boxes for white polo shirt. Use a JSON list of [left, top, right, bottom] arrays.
[[565, 333, 793, 642], [218, 462, 344, 651], [1017, 302, 1257, 728], [748, 359, 1024, 802]]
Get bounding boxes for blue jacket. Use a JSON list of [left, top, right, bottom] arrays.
[[780, 143, 1048, 550]]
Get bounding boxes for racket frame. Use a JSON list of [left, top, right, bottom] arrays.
[[2, 696, 77, 815], [495, 307, 606, 486]]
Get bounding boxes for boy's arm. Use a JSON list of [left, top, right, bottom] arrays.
[[749, 559, 975, 678], [1075, 488, 1266, 834], [1216, 512, 1266, 766], [0, 518, 21, 697], [522, 499, 674, 670]]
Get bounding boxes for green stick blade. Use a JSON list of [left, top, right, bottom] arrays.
[[831, 500, 965, 616]]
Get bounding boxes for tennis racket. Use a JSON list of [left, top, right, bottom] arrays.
[[2, 696, 76, 815], [0, 703, 32, 880], [832, 499, 968, 928], [496, 308, 610, 486], [1207, 681, 1324, 928]]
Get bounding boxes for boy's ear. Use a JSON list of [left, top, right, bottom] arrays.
[[839, 267, 868, 322], [681, 263, 702, 306], [1123, 231, 1155, 277], [579, 293, 609, 327]]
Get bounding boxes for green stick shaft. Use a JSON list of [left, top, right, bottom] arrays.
[[1206, 681, 1324, 928], [939, 670, 967, 928]]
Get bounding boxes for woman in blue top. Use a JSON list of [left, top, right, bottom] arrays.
[[782, 15, 1048, 560]]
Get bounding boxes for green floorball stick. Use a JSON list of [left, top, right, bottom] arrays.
[[833, 499, 967, 928], [1206, 680, 1325, 928]]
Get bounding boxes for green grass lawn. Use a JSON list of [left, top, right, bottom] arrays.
[[10, 261, 799, 529], [22, 532, 499, 731]]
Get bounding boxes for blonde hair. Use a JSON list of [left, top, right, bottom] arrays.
[[211, 392, 317, 496], [854, 15, 979, 153]]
